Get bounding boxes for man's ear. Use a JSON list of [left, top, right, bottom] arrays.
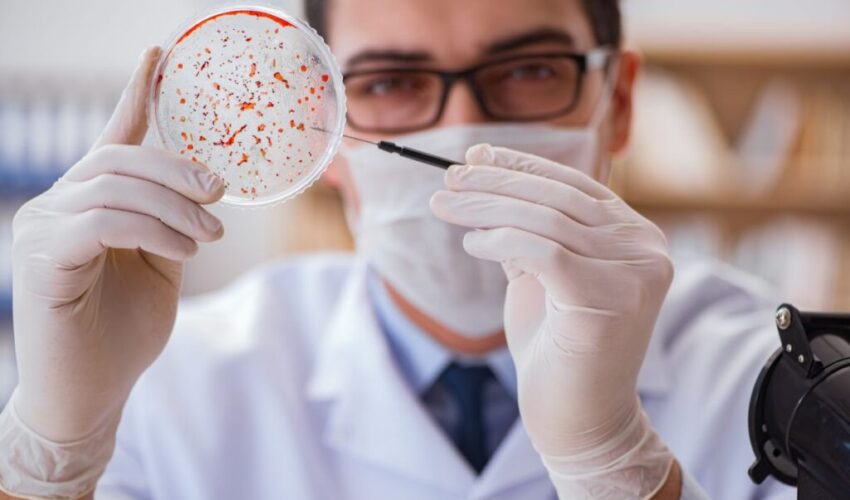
[[609, 50, 641, 155]]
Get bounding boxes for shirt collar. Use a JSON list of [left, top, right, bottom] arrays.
[[365, 266, 671, 399], [366, 269, 517, 399]]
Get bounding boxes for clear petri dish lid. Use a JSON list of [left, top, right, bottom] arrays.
[[149, 5, 346, 207]]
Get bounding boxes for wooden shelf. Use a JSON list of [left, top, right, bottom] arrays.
[[634, 45, 850, 68], [620, 189, 850, 216]]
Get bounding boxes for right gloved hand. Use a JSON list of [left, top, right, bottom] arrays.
[[0, 46, 225, 499]]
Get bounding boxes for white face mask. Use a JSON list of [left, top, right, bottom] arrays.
[[341, 119, 608, 338]]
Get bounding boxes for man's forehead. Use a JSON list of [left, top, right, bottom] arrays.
[[327, 0, 595, 67]]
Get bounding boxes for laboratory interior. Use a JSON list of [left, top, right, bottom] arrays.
[[0, 0, 849, 497]]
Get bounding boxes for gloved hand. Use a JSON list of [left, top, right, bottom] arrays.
[[0, 46, 225, 499], [431, 144, 676, 499]]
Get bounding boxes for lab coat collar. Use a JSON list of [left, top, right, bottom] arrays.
[[365, 269, 451, 395], [306, 260, 550, 496], [307, 260, 476, 494], [366, 268, 519, 399], [360, 261, 671, 398], [475, 419, 550, 498]]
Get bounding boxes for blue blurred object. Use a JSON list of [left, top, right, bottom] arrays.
[[0, 92, 113, 319]]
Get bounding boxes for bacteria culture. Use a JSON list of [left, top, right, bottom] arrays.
[[151, 7, 344, 206]]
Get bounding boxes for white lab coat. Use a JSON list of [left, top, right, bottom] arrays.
[[98, 253, 795, 499]]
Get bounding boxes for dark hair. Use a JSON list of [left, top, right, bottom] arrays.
[[305, 0, 622, 47]]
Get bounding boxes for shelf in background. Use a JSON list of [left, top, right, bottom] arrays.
[[621, 188, 850, 216], [630, 36, 850, 67], [636, 49, 850, 68]]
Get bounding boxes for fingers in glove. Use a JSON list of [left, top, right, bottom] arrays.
[[463, 226, 580, 291], [63, 145, 224, 205], [59, 209, 199, 266], [465, 143, 616, 201], [461, 226, 625, 306], [92, 46, 161, 149], [445, 164, 625, 227], [431, 190, 646, 261], [57, 174, 223, 243], [464, 225, 673, 306]]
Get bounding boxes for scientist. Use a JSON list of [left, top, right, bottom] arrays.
[[0, 0, 795, 499]]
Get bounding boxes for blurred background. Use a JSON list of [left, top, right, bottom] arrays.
[[1, 0, 849, 406]]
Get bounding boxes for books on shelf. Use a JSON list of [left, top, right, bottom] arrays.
[[736, 80, 803, 195], [623, 68, 733, 198], [618, 66, 850, 211], [619, 63, 850, 310]]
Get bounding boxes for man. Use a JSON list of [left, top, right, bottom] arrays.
[[0, 0, 795, 498]]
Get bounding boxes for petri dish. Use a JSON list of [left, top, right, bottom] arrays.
[[149, 5, 346, 207]]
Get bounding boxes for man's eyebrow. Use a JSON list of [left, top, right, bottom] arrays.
[[484, 28, 576, 54], [345, 50, 433, 68], [343, 28, 575, 69]]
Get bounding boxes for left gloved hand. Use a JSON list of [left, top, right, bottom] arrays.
[[430, 144, 676, 499]]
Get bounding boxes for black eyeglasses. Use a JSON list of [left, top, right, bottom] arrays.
[[342, 47, 614, 134]]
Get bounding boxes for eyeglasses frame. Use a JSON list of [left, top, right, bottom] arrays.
[[341, 47, 616, 134]]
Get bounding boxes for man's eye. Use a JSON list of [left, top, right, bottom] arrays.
[[361, 76, 421, 96], [504, 64, 558, 82]]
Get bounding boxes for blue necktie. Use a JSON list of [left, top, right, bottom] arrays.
[[435, 362, 495, 474]]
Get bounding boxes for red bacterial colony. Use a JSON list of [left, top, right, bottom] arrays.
[[154, 8, 337, 203]]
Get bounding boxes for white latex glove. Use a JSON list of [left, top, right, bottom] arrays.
[[0, 46, 225, 499], [431, 144, 676, 499]]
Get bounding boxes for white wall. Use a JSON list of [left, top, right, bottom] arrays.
[[0, 0, 303, 80], [623, 0, 850, 56]]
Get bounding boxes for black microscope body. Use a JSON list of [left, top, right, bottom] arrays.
[[748, 304, 850, 500]]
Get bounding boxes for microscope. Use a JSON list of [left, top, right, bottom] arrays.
[[748, 304, 850, 500]]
